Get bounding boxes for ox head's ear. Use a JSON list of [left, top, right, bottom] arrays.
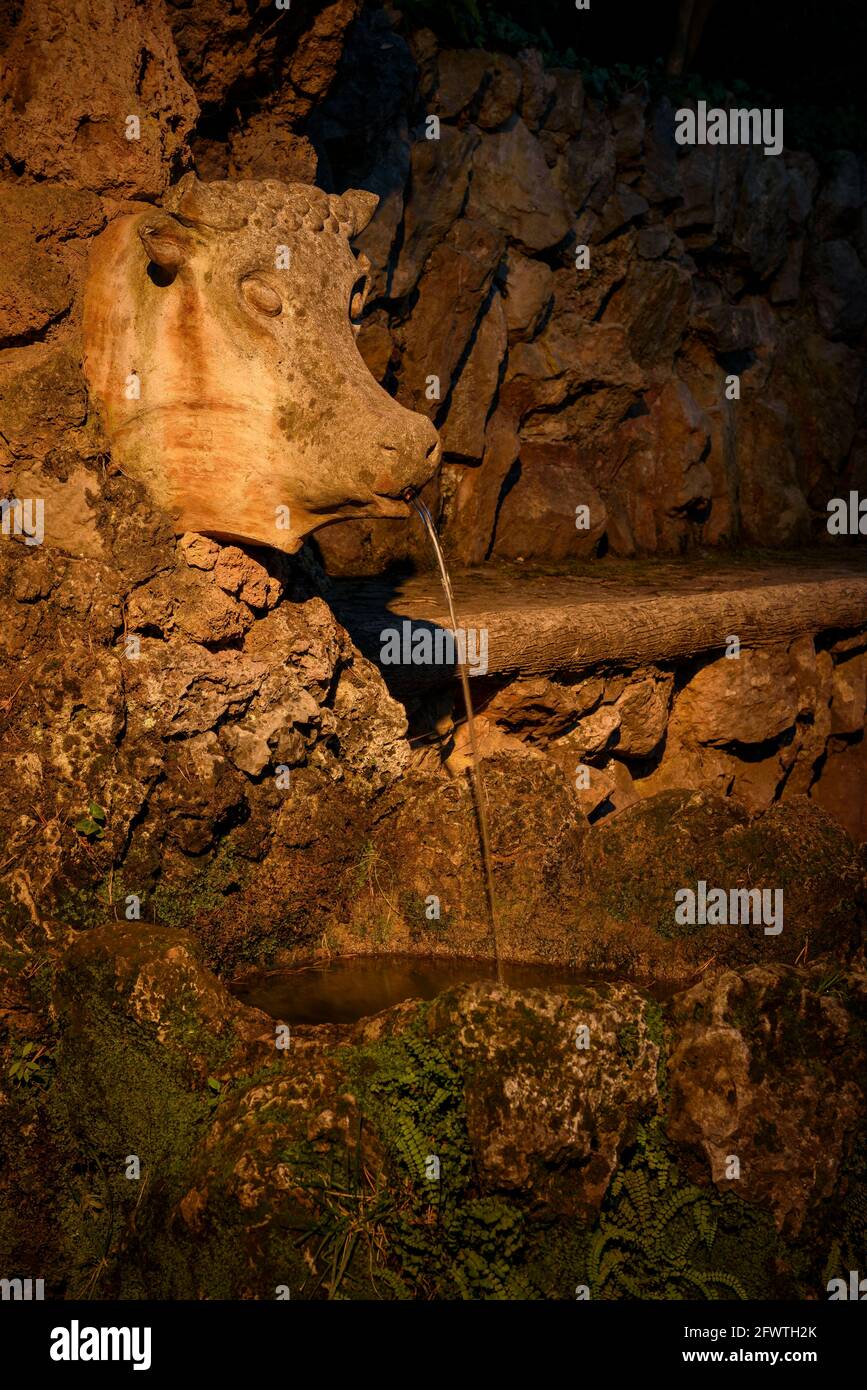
[[138, 218, 193, 275], [331, 189, 379, 238]]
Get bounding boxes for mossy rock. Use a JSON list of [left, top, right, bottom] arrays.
[[666, 962, 867, 1234], [578, 790, 862, 981], [7, 920, 863, 1300]]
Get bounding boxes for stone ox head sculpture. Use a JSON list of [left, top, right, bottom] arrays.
[[83, 174, 440, 552]]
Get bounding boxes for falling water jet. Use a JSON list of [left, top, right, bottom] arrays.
[[408, 494, 504, 985]]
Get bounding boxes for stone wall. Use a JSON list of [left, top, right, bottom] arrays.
[[0, 0, 864, 955], [299, 10, 867, 572], [437, 635, 867, 842], [0, 0, 402, 940]]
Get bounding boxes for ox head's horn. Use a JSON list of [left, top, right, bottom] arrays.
[[331, 189, 379, 238], [138, 217, 193, 274]]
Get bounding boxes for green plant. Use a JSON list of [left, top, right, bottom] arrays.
[[585, 1120, 757, 1299], [580, 58, 652, 99], [814, 968, 845, 997], [73, 802, 106, 840], [394, 0, 576, 64], [337, 1025, 539, 1299], [352, 840, 380, 892], [394, 0, 867, 158], [287, 1134, 400, 1300], [350, 841, 401, 938], [6, 1039, 51, 1087], [395, 0, 486, 48]]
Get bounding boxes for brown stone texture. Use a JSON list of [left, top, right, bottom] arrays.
[[0, 0, 865, 964], [632, 637, 867, 824], [394, 214, 504, 418], [491, 441, 607, 563], [439, 291, 508, 461], [467, 118, 572, 254], [1, 0, 198, 198], [0, 185, 105, 346], [667, 965, 865, 1234], [304, 20, 867, 574], [165, 0, 360, 114], [0, 8, 429, 952], [1, 4, 865, 1305], [390, 125, 481, 299], [426, 981, 661, 1215]]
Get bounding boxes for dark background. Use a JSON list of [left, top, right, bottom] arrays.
[[394, 0, 865, 153]]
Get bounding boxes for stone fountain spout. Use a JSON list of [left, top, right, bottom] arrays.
[[82, 173, 441, 553]]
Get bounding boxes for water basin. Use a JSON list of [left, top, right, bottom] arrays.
[[229, 953, 617, 1025]]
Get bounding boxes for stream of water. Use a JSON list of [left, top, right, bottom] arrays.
[[410, 497, 504, 984]]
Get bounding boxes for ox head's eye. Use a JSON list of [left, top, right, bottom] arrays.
[[349, 277, 367, 325], [241, 275, 283, 317]]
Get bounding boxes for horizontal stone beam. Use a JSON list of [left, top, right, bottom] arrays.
[[331, 556, 867, 688]]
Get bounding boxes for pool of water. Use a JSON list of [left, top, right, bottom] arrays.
[[229, 954, 613, 1025]]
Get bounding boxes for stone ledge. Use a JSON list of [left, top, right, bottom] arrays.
[[332, 551, 867, 686]]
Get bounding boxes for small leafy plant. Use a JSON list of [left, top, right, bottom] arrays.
[[7, 1040, 50, 1087], [74, 802, 107, 840]]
